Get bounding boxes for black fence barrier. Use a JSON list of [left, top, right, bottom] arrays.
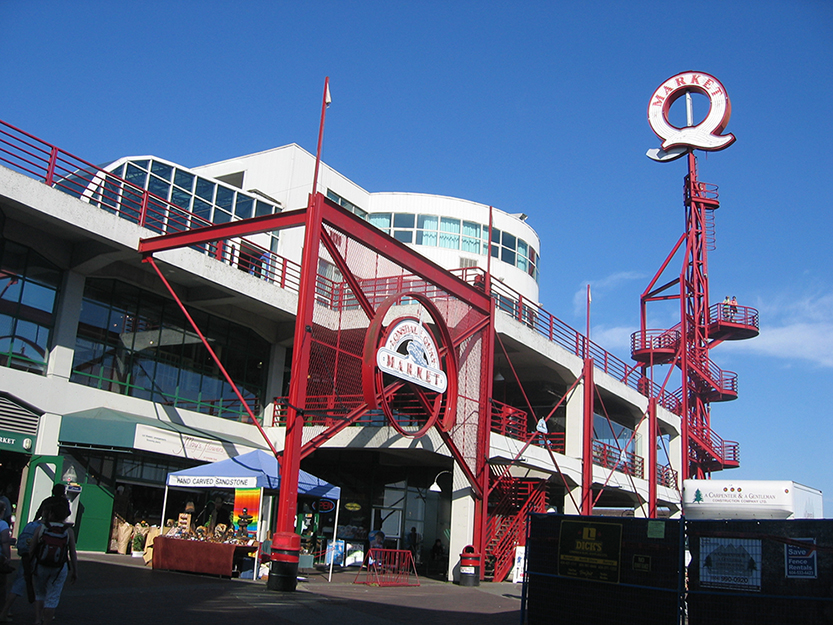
[[524, 514, 684, 625], [687, 519, 833, 625], [523, 514, 833, 625]]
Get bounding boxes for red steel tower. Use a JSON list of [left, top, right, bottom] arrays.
[[631, 72, 759, 487]]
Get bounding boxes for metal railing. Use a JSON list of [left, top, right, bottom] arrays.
[[592, 440, 644, 479], [0, 119, 302, 292]]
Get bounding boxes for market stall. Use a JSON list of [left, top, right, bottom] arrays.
[[156, 450, 341, 578]]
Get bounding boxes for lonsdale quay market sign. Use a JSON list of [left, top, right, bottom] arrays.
[[0, 429, 34, 453], [646, 71, 735, 162], [364, 291, 458, 438], [376, 318, 447, 393]]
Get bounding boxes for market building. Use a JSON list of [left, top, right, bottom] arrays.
[[0, 112, 740, 582]]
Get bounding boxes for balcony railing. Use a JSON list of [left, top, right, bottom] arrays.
[[592, 440, 644, 478], [0, 119, 302, 292]]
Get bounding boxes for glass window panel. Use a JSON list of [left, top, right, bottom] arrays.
[[517, 254, 528, 272], [462, 221, 480, 238], [124, 163, 147, 188], [461, 237, 480, 253], [502, 232, 516, 249], [354, 207, 368, 219], [393, 213, 415, 229], [213, 208, 231, 224], [415, 231, 437, 246], [235, 196, 254, 219], [368, 213, 391, 231], [19, 281, 56, 314], [216, 186, 234, 211], [192, 198, 211, 223], [517, 239, 528, 258], [491, 228, 501, 243], [195, 178, 215, 202], [501, 247, 516, 265], [417, 214, 438, 230], [173, 169, 194, 192], [440, 217, 460, 233], [438, 231, 459, 249], [393, 230, 413, 243], [0, 276, 21, 304], [170, 188, 192, 211], [150, 161, 173, 181], [255, 200, 273, 217], [147, 175, 170, 200]]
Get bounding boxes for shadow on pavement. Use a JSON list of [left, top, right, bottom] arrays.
[[5, 554, 522, 625]]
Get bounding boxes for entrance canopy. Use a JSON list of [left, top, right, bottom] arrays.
[[166, 449, 340, 499]]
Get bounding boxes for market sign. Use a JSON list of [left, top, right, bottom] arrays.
[[0, 428, 34, 454], [167, 474, 258, 488], [376, 318, 447, 393], [558, 520, 622, 584], [647, 71, 735, 162]]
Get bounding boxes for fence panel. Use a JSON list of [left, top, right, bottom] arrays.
[[687, 519, 833, 625], [525, 514, 683, 625]]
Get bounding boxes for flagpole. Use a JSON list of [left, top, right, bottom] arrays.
[[311, 76, 331, 200], [585, 284, 591, 358]]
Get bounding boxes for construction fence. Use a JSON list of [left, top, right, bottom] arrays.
[[523, 513, 833, 625]]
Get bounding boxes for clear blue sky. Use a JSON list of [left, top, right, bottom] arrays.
[[2, 1, 832, 511]]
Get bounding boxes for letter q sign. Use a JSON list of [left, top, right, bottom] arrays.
[[647, 71, 736, 162]]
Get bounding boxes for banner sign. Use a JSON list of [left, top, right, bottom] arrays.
[[558, 520, 622, 584]]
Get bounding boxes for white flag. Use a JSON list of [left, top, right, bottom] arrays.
[[325, 83, 332, 108]]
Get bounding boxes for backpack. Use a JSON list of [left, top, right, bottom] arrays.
[[16, 519, 42, 556], [34, 523, 69, 568]]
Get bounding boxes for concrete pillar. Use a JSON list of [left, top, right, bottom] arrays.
[[564, 377, 586, 514], [446, 466, 476, 582], [46, 271, 85, 380]]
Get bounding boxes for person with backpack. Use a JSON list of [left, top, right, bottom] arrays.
[[30, 498, 77, 625], [0, 507, 42, 621]]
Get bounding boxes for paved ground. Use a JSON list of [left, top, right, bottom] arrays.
[[4, 553, 524, 625]]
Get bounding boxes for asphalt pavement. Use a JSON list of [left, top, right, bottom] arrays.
[[4, 553, 523, 625]]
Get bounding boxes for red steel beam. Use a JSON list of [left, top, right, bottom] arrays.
[[138, 208, 308, 255]]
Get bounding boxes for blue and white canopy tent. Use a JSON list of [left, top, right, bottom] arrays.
[[163, 449, 342, 579]]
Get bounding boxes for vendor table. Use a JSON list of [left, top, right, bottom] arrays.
[[152, 536, 256, 577]]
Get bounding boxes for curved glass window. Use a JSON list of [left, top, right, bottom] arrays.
[[367, 211, 540, 282], [0, 241, 61, 374], [71, 279, 268, 422]]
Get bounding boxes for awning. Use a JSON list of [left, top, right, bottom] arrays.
[[60, 408, 263, 462], [166, 449, 341, 500]]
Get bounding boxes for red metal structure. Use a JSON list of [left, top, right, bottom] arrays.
[[632, 75, 759, 502]]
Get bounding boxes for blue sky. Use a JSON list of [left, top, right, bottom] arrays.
[[2, 1, 832, 511]]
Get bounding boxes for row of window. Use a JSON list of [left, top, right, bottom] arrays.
[[0, 241, 61, 374], [326, 191, 538, 281], [71, 278, 269, 421]]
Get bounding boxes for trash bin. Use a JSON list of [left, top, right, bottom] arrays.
[[459, 545, 480, 587]]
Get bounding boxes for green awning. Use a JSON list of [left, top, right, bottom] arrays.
[[59, 408, 265, 462]]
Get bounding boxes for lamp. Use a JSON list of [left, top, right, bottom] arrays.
[[429, 470, 452, 493]]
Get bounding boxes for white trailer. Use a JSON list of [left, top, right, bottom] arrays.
[[683, 480, 824, 520]]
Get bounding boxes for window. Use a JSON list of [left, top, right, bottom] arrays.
[[368, 213, 392, 234], [416, 214, 438, 246], [439, 217, 460, 249], [461, 221, 480, 253], [71, 279, 268, 421], [0, 241, 61, 374]]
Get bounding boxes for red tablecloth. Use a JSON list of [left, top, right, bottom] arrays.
[[152, 536, 254, 577]]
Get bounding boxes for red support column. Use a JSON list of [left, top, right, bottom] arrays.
[[581, 358, 594, 515], [648, 397, 658, 517]]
